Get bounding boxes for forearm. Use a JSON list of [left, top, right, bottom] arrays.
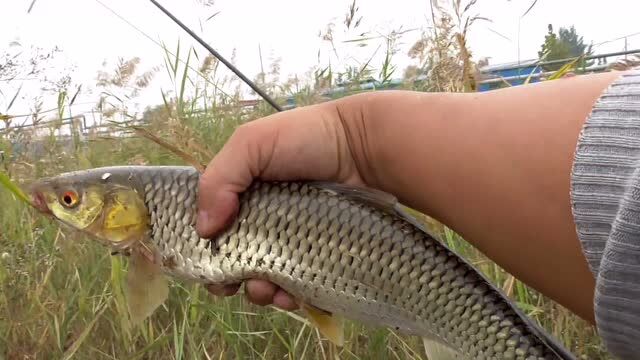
[[335, 71, 622, 323]]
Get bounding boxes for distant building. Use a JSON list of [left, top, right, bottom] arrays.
[[246, 50, 640, 107], [476, 49, 640, 92], [477, 59, 542, 92]]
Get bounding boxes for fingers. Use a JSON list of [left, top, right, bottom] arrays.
[[195, 103, 356, 240], [244, 280, 298, 310], [196, 187, 240, 241], [205, 283, 241, 296], [272, 289, 298, 311], [196, 123, 258, 238], [205, 280, 299, 311], [245, 279, 277, 306]]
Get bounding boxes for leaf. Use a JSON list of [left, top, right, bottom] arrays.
[[547, 55, 583, 81], [463, 0, 478, 13], [0, 114, 14, 122], [521, 0, 539, 18], [57, 90, 67, 120], [0, 171, 32, 205], [342, 35, 381, 43], [178, 48, 192, 118], [127, 334, 170, 360], [173, 40, 181, 79], [206, 11, 220, 21], [27, 0, 38, 13], [522, 65, 541, 85], [7, 84, 23, 111], [160, 89, 173, 118], [69, 85, 82, 106], [61, 302, 109, 360]]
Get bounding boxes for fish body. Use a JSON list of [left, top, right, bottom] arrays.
[[29, 165, 576, 360]]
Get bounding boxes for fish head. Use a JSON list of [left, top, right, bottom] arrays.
[[30, 167, 170, 324], [29, 168, 150, 250]]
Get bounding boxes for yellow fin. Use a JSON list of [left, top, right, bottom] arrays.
[[300, 302, 344, 347], [125, 249, 168, 325]]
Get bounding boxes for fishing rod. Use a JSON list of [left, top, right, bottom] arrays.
[[148, 0, 284, 112]]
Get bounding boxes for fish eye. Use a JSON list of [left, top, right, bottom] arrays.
[[59, 190, 80, 208]]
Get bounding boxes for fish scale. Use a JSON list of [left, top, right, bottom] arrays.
[[117, 166, 570, 360], [30, 166, 577, 360]]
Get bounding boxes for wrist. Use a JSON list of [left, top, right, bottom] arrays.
[[333, 90, 467, 210]]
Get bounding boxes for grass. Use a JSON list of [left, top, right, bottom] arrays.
[[0, 0, 615, 358]]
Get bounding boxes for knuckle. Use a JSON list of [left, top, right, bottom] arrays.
[[232, 121, 258, 141]]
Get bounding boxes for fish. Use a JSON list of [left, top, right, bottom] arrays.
[[28, 165, 577, 360]]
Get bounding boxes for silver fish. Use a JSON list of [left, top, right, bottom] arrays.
[[29, 165, 576, 360]]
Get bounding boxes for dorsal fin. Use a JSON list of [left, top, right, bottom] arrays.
[[309, 181, 443, 241], [309, 181, 398, 212]]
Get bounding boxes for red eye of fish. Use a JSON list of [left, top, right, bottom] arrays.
[[60, 190, 79, 208]]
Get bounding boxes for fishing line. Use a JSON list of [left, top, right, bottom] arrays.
[[148, 0, 284, 112]]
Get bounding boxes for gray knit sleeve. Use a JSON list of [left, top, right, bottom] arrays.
[[570, 69, 640, 359]]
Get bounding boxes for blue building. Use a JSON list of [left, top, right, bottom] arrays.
[[477, 59, 542, 92]]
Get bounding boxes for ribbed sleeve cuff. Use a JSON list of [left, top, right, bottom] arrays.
[[570, 69, 640, 359]]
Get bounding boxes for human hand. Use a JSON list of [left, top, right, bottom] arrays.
[[196, 96, 372, 310], [195, 72, 623, 323]]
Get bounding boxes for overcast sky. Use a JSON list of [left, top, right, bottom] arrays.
[[1, 0, 639, 122]]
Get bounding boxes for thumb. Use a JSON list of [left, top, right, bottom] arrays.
[[196, 123, 265, 238], [195, 101, 356, 238]]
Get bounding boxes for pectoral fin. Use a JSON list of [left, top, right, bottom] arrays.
[[299, 302, 344, 347], [125, 249, 169, 325], [422, 337, 463, 360]]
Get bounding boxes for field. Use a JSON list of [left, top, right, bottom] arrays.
[[0, 1, 619, 359]]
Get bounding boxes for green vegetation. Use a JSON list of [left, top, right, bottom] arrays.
[[0, 1, 615, 358], [538, 24, 593, 71]]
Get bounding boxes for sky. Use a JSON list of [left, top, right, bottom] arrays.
[[1, 0, 639, 126]]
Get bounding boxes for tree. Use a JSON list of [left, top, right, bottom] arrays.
[[538, 24, 593, 71]]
